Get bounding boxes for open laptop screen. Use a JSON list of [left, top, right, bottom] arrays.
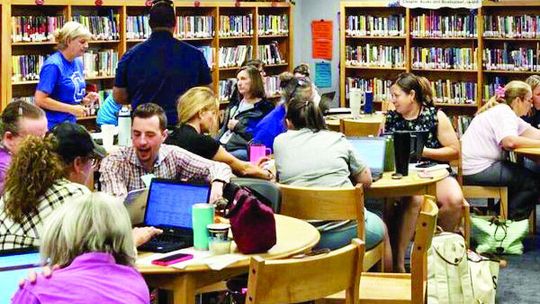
[[144, 179, 210, 229], [348, 137, 387, 174], [0, 248, 41, 303]]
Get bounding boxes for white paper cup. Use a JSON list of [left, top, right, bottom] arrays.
[[101, 124, 115, 149]]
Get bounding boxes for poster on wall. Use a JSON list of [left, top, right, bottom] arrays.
[[312, 20, 333, 60], [315, 62, 332, 88], [399, 0, 481, 9]]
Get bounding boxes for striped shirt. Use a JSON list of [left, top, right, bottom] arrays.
[[99, 144, 232, 198], [0, 179, 89, 250]]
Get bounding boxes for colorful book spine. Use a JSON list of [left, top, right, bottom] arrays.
[[345, 14, 405, 37], [258, 14, 289, 36], [412, 47, 477, 70], [346, 77, 393, 102], [197, 46, 215, 68], [345, 44, 405, 68], [126, 15, 150, 40], [11, 96, 35, 104], [258, 42, 284, 65], [428, 79, 477, 105], [411, 12, 477, 38], [219, 14, 253, 37], [264, 75, 280, 97], [176, 15, 214, 39], [72, 12, 120, 40], [218, 78, 237, 101], [11, 55, 47, 82], [483, 43, 540, 71], [11, 16, 65, 42], [82, 50, 118, 77], [483, 77, 507, 101], [484, 15, 540, 38], [448, 115, 473, 137], [218, 45, 253, 68]]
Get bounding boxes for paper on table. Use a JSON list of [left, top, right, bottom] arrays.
[[136, 248, 247, 271]]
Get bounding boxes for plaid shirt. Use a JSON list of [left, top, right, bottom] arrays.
[[99, 144, 232, 198], [0, 179, 89, 250]]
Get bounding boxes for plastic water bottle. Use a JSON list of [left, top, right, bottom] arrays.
[[117, 106, 131, 146]]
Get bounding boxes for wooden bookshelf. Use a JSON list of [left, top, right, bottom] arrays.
[[0, 0, 293, 115], [340, 0, 540, 117]]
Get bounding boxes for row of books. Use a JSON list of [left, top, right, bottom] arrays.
[[126, 16, 151, 40], [11, 16, 65, 43], [177, 16, 215, 39], [427, 79, 477, 105], [82, 50, 118, 78], [345, 77, 392, 102], [198, 46, 215, 68], [258, 15, 289, 36], [12, 55, 45, 82], [345, 45, 405, 68], [411, 13, 477, 38], [449, 115, 473, 137], [218, 45, 253, 68], [264, 75, 281, 97], [258, 42, 284, 65], [483, 46, 540, 71], [484, 15, 540, 38], [72, 14, 120, 41], [411, 47, 477, 70], [345, 15, 405, 37], [219, 15, 253, 37], [218, 78, 237, 101], [483, 77, 506, 100]]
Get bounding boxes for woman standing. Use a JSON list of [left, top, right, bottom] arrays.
[[35, 21, 99, 129], [385, 72, 464, 272], [462, 80, 540, 220], [218, 66, 273, 160]]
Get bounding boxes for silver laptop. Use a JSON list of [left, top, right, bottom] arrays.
[[347, 137, 387, 181]]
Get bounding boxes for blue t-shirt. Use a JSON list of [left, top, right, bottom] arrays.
[[37, 51, 86, 129], [252, 103, 287, 151], [115, 31, 212, 126], [96, 94, 122, 126]]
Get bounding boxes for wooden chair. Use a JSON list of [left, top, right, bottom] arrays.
[[324, 195, 439, 304], [245, 238, 365, 304], [278, 184, 385, 272], [339, 119, 381, 137]]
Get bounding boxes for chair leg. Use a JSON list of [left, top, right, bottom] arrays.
[[500, 188, 509, 219], [462, 200, 471, 247], [529, 208, 536, 235]]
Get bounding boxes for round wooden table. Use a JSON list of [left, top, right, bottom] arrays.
[[514, 147, 540, 157], [325, 113, 385, 132], [366, 169, 449, 199], [137, 214, 320, 304]]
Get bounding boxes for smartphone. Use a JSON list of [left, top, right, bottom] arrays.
[[415, 161, 437, 169], [151, 253, 193, 266]]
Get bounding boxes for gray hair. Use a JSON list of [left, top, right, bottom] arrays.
[[40, 192, 136, 267]]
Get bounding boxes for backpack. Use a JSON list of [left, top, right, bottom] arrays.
[[221, 182, 277, 254]]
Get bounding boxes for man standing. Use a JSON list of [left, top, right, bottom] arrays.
[[99, 103, 231, 202], [113, 0, 212, 127], [0, 101, 48, 193]]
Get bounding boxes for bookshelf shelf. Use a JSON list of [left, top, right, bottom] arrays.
[[483, 37, 540, 41], [434, 103, 478, 108], [2, 1, 293, 113], [77, 115, 97, 121], [412, 68, 477, 73], [483, 70, 540, 74], [411, 37, 477, 40], [345, 65, 406, 71], [346, 35, 406, 40], [265, 63, 289, 68]]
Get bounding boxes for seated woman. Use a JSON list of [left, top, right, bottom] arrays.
[[273, 94, 392, 272], [252, 72, 314, 150], [522, 75, 540, 129], [384, 72, 464, 272], [12, 192, 150, 303], [293, 63, 321, 106], [462, 80, 540, 221], [166, 87, 273, 180], [217, 66, 274, 160]]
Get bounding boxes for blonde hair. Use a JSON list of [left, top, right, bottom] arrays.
[[477, 80, 531, 115], [177, 87, 219, 124], [54, 21, 92, 50], [40, 192, 136, 267], [526, 75, 540, 91]]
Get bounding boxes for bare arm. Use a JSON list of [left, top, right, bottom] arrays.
[[520, 127, 540, 140], [422, 110, 459, 162], [113, 86, 129, 105], [213, 146, 272, 180], [501, 135, 540, 150], [34, 90, 85, 117]]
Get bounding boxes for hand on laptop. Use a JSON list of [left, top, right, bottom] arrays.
[[133, 226, 163, 247], [19, 264, 60, 287]]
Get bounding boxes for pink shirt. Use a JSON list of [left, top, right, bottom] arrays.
[[11, 252, 149, 304], [462, 104, 531, 175]]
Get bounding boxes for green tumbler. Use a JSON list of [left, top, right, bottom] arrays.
[[192, 203, 215, 250], [384, 135, 395, 172]]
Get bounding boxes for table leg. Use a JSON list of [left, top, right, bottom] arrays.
[[172, 275, 197, 304]]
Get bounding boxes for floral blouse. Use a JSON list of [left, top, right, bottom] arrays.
[[384, 106, 442, 149]]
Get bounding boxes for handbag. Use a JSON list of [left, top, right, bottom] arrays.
[[467, 251, 500, 304], [471, 215, 528, 255], [219, 182, 277, 254]]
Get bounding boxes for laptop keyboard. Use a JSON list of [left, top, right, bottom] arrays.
[[138, 234, 191, 253]]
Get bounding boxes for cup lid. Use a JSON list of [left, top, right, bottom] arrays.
[[207, 223, 231, 231]]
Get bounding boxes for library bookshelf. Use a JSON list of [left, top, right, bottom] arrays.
[[0, 0, 293, 125], [340, 0, 540, 135]]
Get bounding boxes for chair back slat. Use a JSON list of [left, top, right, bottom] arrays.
[[340, 119, 381, 137]]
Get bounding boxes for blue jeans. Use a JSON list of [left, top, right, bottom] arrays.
[[229, 149, 248, 161]]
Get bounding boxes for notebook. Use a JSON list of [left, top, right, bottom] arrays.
[[137, 179, 210, 253], [124, 188, 149, 225], [348, 137, 387, 181], [0, 247, 41, 303]]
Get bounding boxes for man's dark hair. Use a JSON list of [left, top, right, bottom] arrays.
[[0, 100, 45, 137], [149, 0, 175, 29], [133, 103, 168, 130]]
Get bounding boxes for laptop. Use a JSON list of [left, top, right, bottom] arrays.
[[348, 137, 387, 181], [137, 179, 211, 253], [0, 247, 41, 303]]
